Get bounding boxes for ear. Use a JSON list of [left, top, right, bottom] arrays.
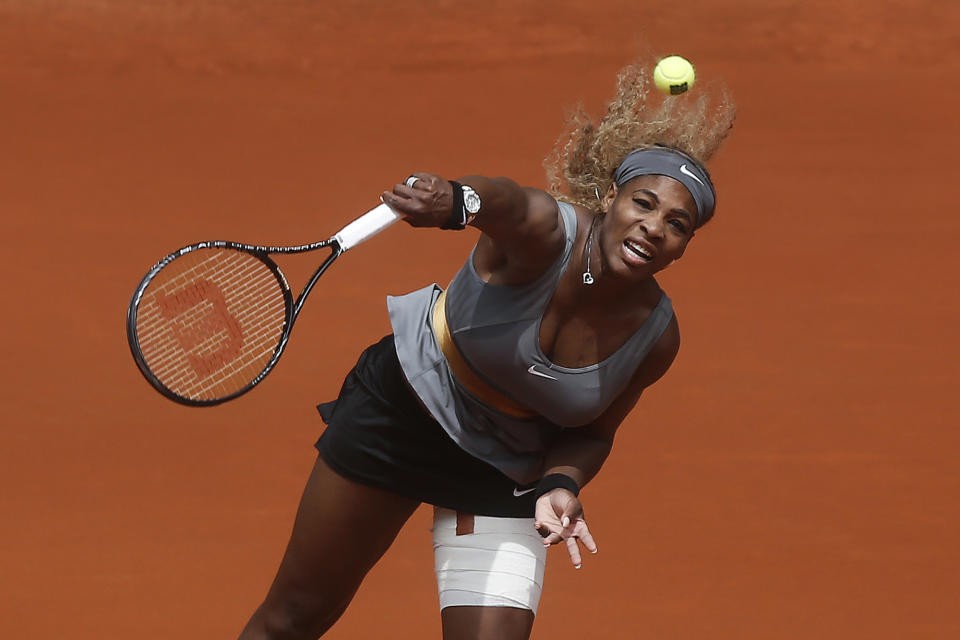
[[601, 182, 618, 213]]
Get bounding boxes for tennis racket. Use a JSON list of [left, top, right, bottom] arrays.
[[126, 203, 401, 406]]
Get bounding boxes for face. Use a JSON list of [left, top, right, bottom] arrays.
[[599, 174, 697, 279]]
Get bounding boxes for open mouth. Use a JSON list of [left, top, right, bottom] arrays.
[[624, 239, 653, 262]]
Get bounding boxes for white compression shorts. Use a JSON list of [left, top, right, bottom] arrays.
[[432, 507, 548, 613]]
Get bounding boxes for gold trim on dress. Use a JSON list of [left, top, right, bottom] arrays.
[[432, 289, 536, 418]]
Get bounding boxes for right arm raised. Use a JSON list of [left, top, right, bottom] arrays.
[[382, 173, 566, 283]]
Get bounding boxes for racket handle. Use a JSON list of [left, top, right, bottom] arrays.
[[334, 203, 403, 251]]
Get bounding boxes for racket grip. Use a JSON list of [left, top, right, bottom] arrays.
[[334, 203, 403, 251]]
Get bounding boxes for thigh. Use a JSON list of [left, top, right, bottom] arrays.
[[258, 455, 420, 628], [441, 606, 535, 640], [433, 509, 544, 640]]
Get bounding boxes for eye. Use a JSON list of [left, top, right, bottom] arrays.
[[668, 219, 688, 233], [633, 198, 653, 210]]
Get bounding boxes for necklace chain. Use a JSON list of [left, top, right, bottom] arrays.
[[582, 216, 598, 285]]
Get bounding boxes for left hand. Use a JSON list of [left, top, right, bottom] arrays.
[[534, 489, 598, 568]]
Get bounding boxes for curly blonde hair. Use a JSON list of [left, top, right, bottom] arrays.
[[545, 58, 736, 215]]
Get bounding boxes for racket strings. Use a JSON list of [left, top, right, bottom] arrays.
[[140, 254, 283, 397], [134, 248, 289, 401], [141, 263, 276, 366]]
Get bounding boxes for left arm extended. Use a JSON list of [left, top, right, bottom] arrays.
[[534, 316, 681, 567]]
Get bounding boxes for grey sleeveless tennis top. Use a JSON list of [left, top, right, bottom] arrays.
[[387, 201, 674, 484]]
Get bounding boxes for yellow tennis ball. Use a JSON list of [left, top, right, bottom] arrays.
[[654, 55, 696, 95]]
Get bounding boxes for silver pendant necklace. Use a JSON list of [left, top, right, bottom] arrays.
[[582, 216, 598, 285]]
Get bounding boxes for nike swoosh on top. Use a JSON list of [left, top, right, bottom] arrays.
[[527, 365, 558, 380], [679, 163, 705, 186], [513, 487, 536, 497]]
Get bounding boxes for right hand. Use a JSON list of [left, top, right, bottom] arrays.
[[381, 173, 455, 228]]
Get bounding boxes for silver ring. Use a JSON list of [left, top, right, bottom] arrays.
[[405, 176, 421, 188]]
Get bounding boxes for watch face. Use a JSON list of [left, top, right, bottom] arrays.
[[462, 187, 481, 214]]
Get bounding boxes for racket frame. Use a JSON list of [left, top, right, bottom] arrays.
[[126, 238, 342, 406]]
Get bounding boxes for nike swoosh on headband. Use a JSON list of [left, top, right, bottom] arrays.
[[513, 487, 536, 497], [679, 164, 705, 186], [527, 365, 558, 380]]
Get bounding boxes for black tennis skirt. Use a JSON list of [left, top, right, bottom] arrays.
[[315, 335, 538, 518]]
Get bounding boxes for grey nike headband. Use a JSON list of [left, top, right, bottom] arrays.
[[613, 147, 716, 227]]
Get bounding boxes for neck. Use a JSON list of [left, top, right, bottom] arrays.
[[575, 220, 655, 305]]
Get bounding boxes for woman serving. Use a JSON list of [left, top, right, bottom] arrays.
[[239, 57, 735, 640]]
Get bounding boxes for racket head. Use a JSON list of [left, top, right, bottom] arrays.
[[127, 242, 294, 406]]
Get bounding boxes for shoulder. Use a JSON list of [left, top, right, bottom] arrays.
[[521, 187, 564, 230], [511, 188, 582, 257], [474, 187, 574, 281], [499, 187, 597, 249]]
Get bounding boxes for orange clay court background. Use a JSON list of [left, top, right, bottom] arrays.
[[1, 1, 958, 638]]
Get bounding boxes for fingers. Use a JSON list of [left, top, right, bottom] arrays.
[[534, 492, 598, 567], [401, 172, 434, 192], [565, 537, 582, 569], [535, 519, 598, 570], [541, 531, 563, 546], [576, 524, 598, 555], [381, 173, 451, 228], [381, 173, 425, 207], [560, 498, 583, 524], [534, 520, 562, 545], [563, 523, 599, 569]]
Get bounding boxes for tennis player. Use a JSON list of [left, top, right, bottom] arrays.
[[238, 58, 735, 640]]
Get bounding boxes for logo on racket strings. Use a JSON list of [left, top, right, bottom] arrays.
[[156, 279, 244, 378]]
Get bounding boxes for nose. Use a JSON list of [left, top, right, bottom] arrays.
[[640, 212, 666, 239]]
